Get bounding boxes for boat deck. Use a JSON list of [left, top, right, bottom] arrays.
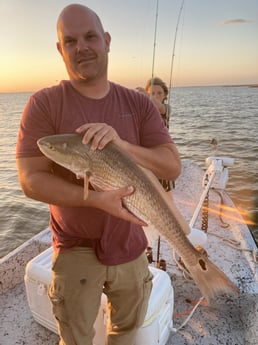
[[155, 160, 257, 344], [0, 159, 257, 344]]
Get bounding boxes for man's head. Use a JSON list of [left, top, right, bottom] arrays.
[[56, 4, 111, 84]]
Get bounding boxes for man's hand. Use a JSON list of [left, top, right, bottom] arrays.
[[76, 123, 124, 150], [93, 185, 147, 226]]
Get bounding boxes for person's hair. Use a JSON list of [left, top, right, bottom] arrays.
[[145, 77, 168, 98]]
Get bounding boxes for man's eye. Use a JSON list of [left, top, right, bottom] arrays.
[[65, 38, 75, 44], [86, 34, 97, 40]]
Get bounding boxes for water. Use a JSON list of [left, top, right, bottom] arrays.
[[0, 93, 50, 257], [0, 86, 257, 258], [170, 86, 258, 241]]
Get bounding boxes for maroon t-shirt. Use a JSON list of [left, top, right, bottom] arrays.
[[16, 81, 173, 265]]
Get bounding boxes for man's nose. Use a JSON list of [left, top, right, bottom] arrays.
[[76, 38, 89, 52]]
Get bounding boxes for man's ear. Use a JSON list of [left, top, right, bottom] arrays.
[[56, 41, 63, 56], [104, 32, 111, 53]]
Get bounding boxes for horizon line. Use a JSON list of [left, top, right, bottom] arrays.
[[1, 83, 258, 94]]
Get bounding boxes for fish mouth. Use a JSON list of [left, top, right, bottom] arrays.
[[37, 139, 51, 154], [37, 137, 57, 153], [37, 137, 46, 147], [37, 137, 50, 147]]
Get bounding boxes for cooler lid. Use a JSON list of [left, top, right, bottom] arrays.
[[25, 247, 53, 283]]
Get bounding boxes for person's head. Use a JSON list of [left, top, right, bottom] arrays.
[[56, 4, 111, 84], [145, 77, 168, 103]]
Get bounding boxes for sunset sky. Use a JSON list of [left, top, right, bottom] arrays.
[[1, 0, 257, 93]]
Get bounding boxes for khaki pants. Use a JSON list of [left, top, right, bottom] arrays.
[[48, 247, 153, 345]]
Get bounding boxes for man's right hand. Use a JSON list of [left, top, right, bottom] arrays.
[[90, 186, 147, 226]]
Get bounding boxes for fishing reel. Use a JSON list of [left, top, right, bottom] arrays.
[[203, 156, 234, 190]]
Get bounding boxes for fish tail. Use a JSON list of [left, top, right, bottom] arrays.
[[186, 255, 239, 304]]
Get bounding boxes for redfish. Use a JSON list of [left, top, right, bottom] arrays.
[[37, 134, 238, 303]]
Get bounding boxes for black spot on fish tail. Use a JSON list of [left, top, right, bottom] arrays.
[[199, 259, 207, 271], [186, 256, 239, 304]]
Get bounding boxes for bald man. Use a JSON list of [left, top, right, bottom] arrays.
[[16, 4, 181, 345]]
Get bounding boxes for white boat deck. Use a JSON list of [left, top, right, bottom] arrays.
[[0, 159, 257, 345], [158, 161, 258, 344]]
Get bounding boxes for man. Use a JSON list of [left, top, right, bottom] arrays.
[[16, 4, 181, 345]]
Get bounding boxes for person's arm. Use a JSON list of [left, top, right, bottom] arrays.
[[76, 123, 181, 181], [121, 141, 180, 181], [16, 155, 147, 226]]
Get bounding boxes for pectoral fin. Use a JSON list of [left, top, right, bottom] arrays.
[[83, 171, 91, 200], [83, 172, 113, 199]]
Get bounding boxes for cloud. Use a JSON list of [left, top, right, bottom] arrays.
[[221, 19, 253, 25]]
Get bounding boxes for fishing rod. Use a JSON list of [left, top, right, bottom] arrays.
[[150, 0, 159, 99], [149, 0, 185, 104], [151, 0, 159, 79], [167, 0, 185, 105], [150, 0, 185, 268]]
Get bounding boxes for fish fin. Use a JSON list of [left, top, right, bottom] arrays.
[[138, 165, 190, 235], [83, 172, 90, 199], [186, 255, 239, 304], [89, 177, 114, 192], [84, 171, 106, 198], [142, 223, 160, 247], [89, 183, 102, 192]]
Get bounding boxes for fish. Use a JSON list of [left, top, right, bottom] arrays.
[[37, 134, 239, 303]]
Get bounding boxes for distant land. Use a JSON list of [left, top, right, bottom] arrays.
[[172, 84, 258, 89], [223, 84, 258, 88]]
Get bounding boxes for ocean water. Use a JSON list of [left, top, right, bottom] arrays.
[[0, 86, 257, 258]]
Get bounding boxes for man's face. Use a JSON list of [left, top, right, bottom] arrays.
[[57, 9, 111, 83]]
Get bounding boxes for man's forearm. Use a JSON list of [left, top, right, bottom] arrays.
[[19, 170, 91, 207], [120, 142, 181, 181], [19, 170, 146, 226]]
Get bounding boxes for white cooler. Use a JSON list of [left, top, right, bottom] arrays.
[[24, 247, 174, 345]]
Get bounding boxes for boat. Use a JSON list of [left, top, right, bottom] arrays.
[[1, 157, 257, 344]]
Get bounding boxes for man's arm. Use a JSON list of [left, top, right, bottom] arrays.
[[76, 123, 181, 180], [121, 142, 181, 181], [17, 121, 181, 226], [16, 156, 147, 226]]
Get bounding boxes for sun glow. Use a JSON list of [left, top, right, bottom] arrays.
[[202, 204, 255, 226], [178, 199, 255, 226]]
